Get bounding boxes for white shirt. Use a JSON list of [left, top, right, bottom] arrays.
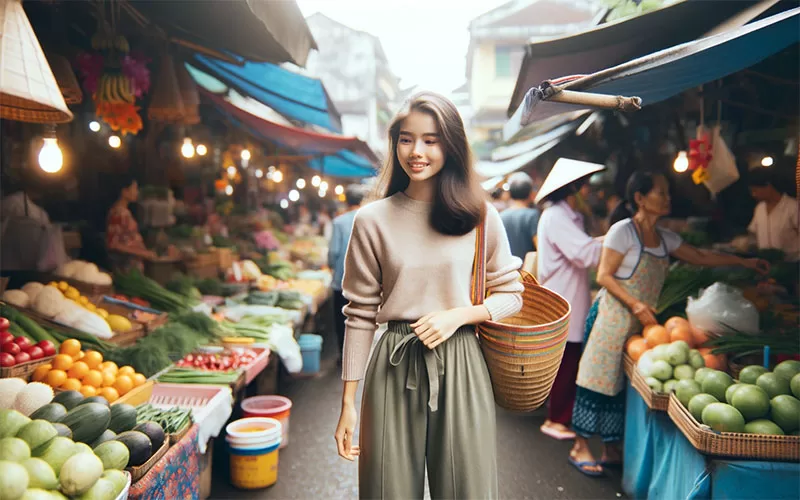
[[748, 195, 799, 260], [604, 219, 683, 279], [537, 201, 603, 343], [0, 192, 50, 224]]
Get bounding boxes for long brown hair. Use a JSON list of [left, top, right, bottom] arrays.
[[375, 92, 486, 236]]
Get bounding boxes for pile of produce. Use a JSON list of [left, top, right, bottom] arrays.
[[237, 290, 305, 310], [156, 367, 240, 386], [174, 348, 258, 372], [54, 260, 113, 286], [256, 257, 295, 282], [224, 260, 263, 283], [134, 405, 191, 435], [0, 379, 54, 417], [676, 360, 800, 436], [627, 317, 724, 370], [31, 340, 146, 402], [113, 269, 197, 313], [0, 314, 58, 368]]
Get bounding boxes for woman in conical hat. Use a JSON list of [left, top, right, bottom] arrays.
[[535, 158, 605, 442]]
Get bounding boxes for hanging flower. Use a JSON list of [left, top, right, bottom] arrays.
[[122, 51, 152, 97], [96, 101, 143, 136], [688, 135, 713, 171], [76, 52, 105, 94]]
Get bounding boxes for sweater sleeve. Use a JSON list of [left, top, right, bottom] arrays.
[[341, 213, 382, 380], [482, 205, 524, 321]]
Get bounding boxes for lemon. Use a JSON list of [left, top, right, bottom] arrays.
[[85, 303, 97, 313], [78, 296, 89, 306], [47, 281, 59, 288], [106, 315, 133, 332], [96, 309, 109, 319], [58, 281, 69, 292], [64, 288, 80, 300]]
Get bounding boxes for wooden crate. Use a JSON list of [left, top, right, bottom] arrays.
[[0, 355, 55, 380], [667, 393, 800, 461]]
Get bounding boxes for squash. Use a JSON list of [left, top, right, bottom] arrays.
[[52, 391, 84, 411], [29, 403, 67, 423], [60, 403, 110, 444], [115, 431, 152, 467], [108, 404, 137, 434]]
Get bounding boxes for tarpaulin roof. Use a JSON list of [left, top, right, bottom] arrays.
[[507, 0, 782, 117], [190, 55, 342, 133], [506, 7, 800, 138], [127, 0, 316, 66], [200, 88, 377, 178]]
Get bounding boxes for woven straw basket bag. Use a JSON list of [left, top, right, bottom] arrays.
[[472, 219, 572, 412]]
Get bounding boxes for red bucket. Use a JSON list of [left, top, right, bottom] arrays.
[[241, 396, 293, 448]]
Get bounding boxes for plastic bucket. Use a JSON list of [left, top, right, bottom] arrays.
[[226, 418, 283, 489], [298, 334, 323, 375], [241, 396, 293, 449]]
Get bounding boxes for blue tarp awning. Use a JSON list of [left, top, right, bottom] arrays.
[[507, 7, 800, 136], [191, 54, 342, 132]]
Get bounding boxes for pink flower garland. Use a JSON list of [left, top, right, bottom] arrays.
[[75, 51, 151, 98]]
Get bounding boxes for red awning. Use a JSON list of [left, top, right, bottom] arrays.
[[200, 89, 378, 164]]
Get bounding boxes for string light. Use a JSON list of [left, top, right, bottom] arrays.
[[196, 144, 208, 156], [241, 149, 251, 161], [255, 169, 264, 178], [673, 151, 689, 173], [280, 199, 289, 209], [227, 166, 237, 178], [89, 121, 101, 132], [272, 170, 283, 183], [335, 185, 344, 195], [761, 156, 774, 167], [320, 181, 329, 191], [318, 189, 326, 198], [289, 189, 300, 201], [181, 138, 195, 158], [108, 135, 121, 148], [311, 175, 321, 187], [224, 185, 233, 195], [296, 179, 306, 189]]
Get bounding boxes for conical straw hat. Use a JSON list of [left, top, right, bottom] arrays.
[[46, 52, 82, 105], [148, 53, 185, 122], [174, 59, 199, 125], [534, 158, 605, 204], [0, 0, 72, 123]]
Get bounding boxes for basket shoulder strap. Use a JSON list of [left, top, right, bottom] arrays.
[[471, 218, 487, 305]]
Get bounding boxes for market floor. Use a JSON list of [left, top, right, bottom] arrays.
[[210, 354, 626, 500]]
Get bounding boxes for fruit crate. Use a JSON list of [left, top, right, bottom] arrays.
[[667, 392, 800, 461], [128, 437, 169, 483], [146, 383, 233, 437], [630, 362, 670, 412], [113, 380, 155, 407], [0, 355, 55, 379], [623, 353, 634, 378], [39, 273, 113, 298]]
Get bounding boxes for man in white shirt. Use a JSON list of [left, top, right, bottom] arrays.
[[746, 169, 799, 261]]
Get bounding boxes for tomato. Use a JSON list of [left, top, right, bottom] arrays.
[[2, 343, 20, 355], [13, 337, 31, 350], [14, 352, 30, 364], [27, 346, 44, 360], [36, 341, 56, 357], [0, 332, 13, 345], [0, 318, 9, 332], [0, 353, 15, 367]]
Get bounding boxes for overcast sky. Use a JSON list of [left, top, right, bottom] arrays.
[[297, 0, 509, 95]]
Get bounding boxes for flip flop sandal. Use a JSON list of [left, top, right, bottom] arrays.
[[540, 425, 577, 441], [568, 455, 605, 477]]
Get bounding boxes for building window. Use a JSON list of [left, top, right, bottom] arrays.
[[495, 45, 524, 78]]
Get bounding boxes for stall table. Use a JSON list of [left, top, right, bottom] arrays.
[[130, 425, 201, 500], [623, 382, 799, 499]]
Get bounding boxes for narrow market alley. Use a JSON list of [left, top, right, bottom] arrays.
[[210, 349, 625, 499]]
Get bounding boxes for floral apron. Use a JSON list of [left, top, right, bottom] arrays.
[[576, 226, 670, 396]]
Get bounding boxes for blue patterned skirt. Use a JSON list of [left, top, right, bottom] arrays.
[[571, 299, 626, 442]]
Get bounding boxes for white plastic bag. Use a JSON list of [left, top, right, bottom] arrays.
[[699, 125, 739, 196], [686, 282, 759, 334]]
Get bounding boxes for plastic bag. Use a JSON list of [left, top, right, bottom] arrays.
[[699, 125, 739, 196], [686, 282, 759, 334]]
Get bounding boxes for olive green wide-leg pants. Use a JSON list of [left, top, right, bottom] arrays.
[[359, 322, 498, 500]]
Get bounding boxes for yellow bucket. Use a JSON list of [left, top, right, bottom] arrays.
[[226, 417, 282, 489]]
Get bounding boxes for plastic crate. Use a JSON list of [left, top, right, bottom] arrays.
[[147, 383, 232, 429]]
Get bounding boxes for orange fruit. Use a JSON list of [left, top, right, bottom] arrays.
[[59, 339, 82, 357], [99, 361, 118, 374], [82, 350, 103, 369], [113, 375, 134, 396], [82, 370, 104, 388], [67, 361, 90, 380], [669, 325, 694, 347], [132, 373, 146, 387], [664, 316, 689, 335], [117, 366, 136, 377], [101, 371, 116, 387], [691, 324, 710, 347], [698, 347, 727, 371], [79, 385, 97, 397], [62, 378, 82, 391], [52, 354, 74, 371], [98, 387, 119, 403], [643, 325, 669, 347], [627, 337, 649, 362], [45, 369, 67, 388], [31, 364, 52, 382], [625, 334, 644, 351]]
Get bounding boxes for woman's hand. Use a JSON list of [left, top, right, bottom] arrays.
[[334, 402, 359, 461], [412, 309, 464, 350], [632, 301, 658, 326], [743, 258, 770, 275]]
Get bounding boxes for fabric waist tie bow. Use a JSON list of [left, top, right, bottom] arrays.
[[389, 332, 445, 412]]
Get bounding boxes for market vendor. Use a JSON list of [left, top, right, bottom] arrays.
[[106, 178, 154, 271], [569, 171, 769, 477], [744, 169, 799, 261], [535, 158, 605, 442]]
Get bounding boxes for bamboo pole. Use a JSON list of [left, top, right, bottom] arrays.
[[546, 87, 642, 112]]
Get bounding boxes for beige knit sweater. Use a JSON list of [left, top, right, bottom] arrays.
[[341, 192, 524, 380]]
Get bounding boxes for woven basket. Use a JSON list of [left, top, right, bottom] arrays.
[[46, 52, 82, 105], [174, 59, 199, 125], [630, 363, 670, 411], [148, 53, 184, 123], [668, 392, 800, 461]]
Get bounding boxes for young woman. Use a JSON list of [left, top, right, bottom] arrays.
[[569, 171, 769, 476], [334, 92, 523, 499]]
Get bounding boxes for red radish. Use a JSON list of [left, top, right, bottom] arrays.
[[2, 343, 20, 355], [0, 353, 15, 367], [14, 352, 30, 364], [13, 337, 31, 350], [0, 318, 9, 331], [0, 332, 13, 345], [27, 346, 44, 360]]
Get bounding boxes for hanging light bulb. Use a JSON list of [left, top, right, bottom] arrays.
[[108, 135, 122, 149], [335, 185, 344, 195], [224, 185, 234, 196], [272, 170, 283, 183], [268, 165, 276, 173], [673, 151, 689, 173], [296, 179, 306, 189], [320, 181, 329, 191], [196, 144, 208, 156], [311, 175, 321, 187], [280, 199, 289, 209], [181, 138, 195, 158], [761, 156, 774, 167], [255, 169, 264, 178], [289, 189, 300, 201], [38, 127, 63, 173], [227, 166, 237, 178], [241, 149, 251, 161], [318, 188, 327, 198], [502, 183, 510, 191], [89, 121, 101, 132]]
